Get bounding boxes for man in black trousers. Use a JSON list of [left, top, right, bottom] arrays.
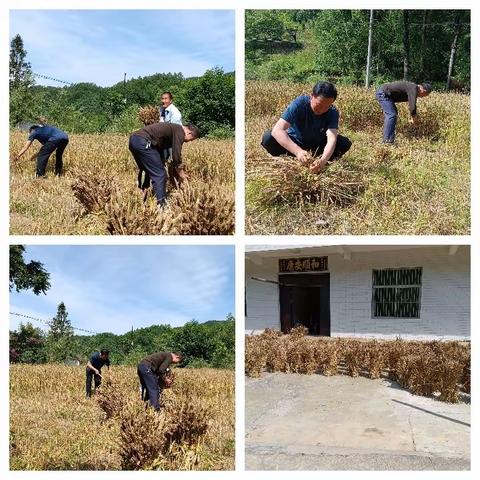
[[261, 81, 352, 173], [86, 349, 110, 397], [137, 352, 182, 410], [375, 81, 432, 143], [12, 123, 69, 176], [129, 123, 199, 205]]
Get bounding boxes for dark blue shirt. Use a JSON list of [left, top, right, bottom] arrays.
[[89, 351, 110, 371], [281, 95, 339, 148], [28, 125, 68, 145]]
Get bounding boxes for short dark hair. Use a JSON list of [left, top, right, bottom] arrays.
[[100, 349, 109, 356], [162, 91, 173, 100], [421, 82, 432, 93], [173, 351, 183, 361], [29, 125, 40, 133], [185, 123, 200, 139], [312, 81, 337, 100]]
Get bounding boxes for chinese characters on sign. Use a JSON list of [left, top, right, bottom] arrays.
[[279, 257, 328, 273]]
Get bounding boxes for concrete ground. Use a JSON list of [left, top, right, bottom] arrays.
[[246, 373, 470, 470]]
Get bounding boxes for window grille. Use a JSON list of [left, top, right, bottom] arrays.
[[372, 267, 422, 318]]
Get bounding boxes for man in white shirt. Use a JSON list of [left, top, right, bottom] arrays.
[[159, 92, 183, 177], [159, 91, 182, 126]]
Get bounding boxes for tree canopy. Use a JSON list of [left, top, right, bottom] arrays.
[[9, 245, 51, 295], [245, 10, 470, 89], [10, 314, 235, 369], [9, 34, 235, 138]]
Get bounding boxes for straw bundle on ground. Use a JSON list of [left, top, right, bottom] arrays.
[[245, 330, 470, 403], [251, 156, 365, 206]]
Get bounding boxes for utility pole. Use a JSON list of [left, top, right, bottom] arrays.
[[447, 13, 461, 91], [403, 10, 410, 80], [365, 10, 374, 88], [123, 72, 127, 104]]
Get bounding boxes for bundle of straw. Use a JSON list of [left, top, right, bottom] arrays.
[[138, 105, 160, 126], [252, 156, 365, 206]]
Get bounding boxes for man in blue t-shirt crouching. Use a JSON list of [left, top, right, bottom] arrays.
[[12, 123, 69, 177], [261, 81, 352, 173], [86, 349, 110, 397]]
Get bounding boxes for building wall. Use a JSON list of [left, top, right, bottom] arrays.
[[245, 257, 280, 333], [245, 247, 470, 340]]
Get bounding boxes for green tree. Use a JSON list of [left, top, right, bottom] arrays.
[[9, 322, 46, 364], [211, 342, 235, 369], [9, 34, 38, 126], [9, 245, 51, 295], [123, 345, 149, 366], [176, 68, 235, 136], [9, 34, 33, 90], [45, 302, 74, 362], [313, 10, 370, 82], [245, 10, 470, 87], [106, 104, 142, 133], [245, 11, 294, 41], [48, 302, 73, 339], [168, 320, 217, 365]]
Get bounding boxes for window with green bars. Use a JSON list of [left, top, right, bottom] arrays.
[[372, 267, 422, 318]]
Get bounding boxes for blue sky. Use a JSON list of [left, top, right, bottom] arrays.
[[10, 10, 235, 87], [10, 245, 235, 335]]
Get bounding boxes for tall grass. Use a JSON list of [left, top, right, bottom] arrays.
[[246, 81, 470, 235], [245, 328, 470, 403], [10, 133, 235, 235], [10, 365, 234, 470]]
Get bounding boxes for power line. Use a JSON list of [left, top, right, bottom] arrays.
[[10, 311, 101, 335], [32, 72, 74, 86]]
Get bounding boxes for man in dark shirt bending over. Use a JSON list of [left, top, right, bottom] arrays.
[[261, 81, 352, 173], [86, 349, 110, 397], [375, 81, 432, 144], [137, 352, 183, 411], [129, 123, 199, 205], [12, 123, 69, 176]]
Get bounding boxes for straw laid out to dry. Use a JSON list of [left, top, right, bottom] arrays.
[[245, 328, 470, 403], [251, 155, 365, 206]]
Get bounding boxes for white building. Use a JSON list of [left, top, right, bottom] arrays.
[[245, 245, 470, 340]]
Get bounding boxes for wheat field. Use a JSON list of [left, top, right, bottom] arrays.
[[10, 132, 235, 235], [246, 81, 470, 235], [10, 365, 235, 470]]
